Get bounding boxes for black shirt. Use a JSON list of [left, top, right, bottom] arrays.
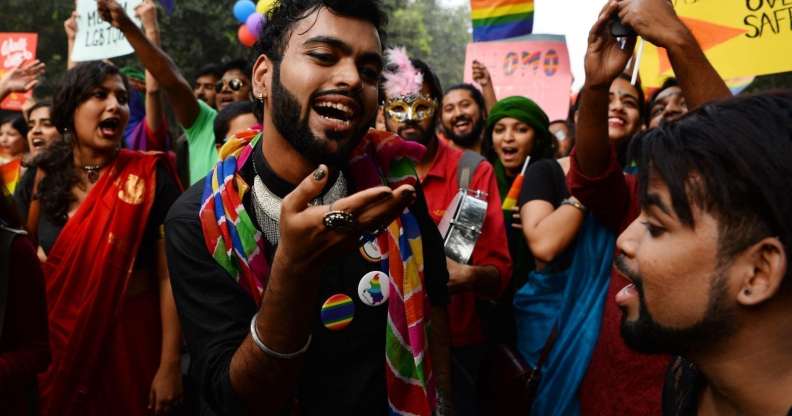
[[517, 158, 572, 271], [164, 145, 449, 416], [13, 163, 179, 268], [663, 357, 792, 416]]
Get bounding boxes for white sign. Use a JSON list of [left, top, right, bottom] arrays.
[[71, 0, 143, 62]]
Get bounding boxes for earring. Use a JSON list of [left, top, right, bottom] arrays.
[[257, 93, 265, 102], [63, 128, 73, 145]]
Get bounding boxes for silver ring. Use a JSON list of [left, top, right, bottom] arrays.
[[323, 209, 355, 231]]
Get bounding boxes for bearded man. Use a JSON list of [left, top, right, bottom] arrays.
[[99, 0, 455, 414], [382, 49, 511, 416]]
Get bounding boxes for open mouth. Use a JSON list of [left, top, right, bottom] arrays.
[[98, 117, 121, 137], [313, 99, 357, 130], [453, 117, 471, 131], [31, 137, 46, 148], [501, 146, 519, 157], [608, 116, 626, 127]]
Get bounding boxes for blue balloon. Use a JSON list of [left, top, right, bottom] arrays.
[[233, 0, 256, 23]]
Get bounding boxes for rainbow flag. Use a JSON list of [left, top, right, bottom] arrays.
[[502, 156, 530, 210], [471, 0, 534, 42], [0, 159, 22, 194]]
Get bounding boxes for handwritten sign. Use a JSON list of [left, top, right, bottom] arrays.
[[71, 0, 142, 62], [464, 34, 572, 121], [640, 0, 792, 88], [0, 33, 38, 111]]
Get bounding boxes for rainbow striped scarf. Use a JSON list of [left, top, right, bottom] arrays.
[[199, 129, 436, 415], [471, 0, 535, 42]]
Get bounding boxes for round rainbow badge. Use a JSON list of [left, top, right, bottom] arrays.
[[320, 294, 355, 331], [358, 271, 390, 307]]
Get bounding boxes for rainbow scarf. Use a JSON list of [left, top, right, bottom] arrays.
[[471, 0, 535, 42], [200, 129, 436, 415]]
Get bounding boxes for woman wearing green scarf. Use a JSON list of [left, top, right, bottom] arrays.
[[480, 96, 557, 344]]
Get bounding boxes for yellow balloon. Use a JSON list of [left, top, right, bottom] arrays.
[[256, 0, 276, 14]]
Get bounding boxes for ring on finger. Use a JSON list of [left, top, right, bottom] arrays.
[[323, 207, 356, 231]]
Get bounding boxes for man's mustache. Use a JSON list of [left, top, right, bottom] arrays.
[[614, 254, 643, 291]]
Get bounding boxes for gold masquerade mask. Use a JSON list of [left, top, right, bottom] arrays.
[[384, 95, 437, 123]]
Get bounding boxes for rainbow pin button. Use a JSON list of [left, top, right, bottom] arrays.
[[320, 294, 355, 331]]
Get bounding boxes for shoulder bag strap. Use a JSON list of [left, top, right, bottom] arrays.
[[457, 150, 485, 190]]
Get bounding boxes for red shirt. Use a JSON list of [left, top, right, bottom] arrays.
[[421, 139, 512, 346], [567, 147, 671, 416]]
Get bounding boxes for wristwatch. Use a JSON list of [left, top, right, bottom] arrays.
[[561, 197, 586, 213]]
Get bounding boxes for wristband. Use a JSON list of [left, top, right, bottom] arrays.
[[250, 312, 312, 359], [561, 197, 587, 213]]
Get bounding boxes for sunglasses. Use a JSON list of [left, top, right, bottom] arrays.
[[215, 78, 245, 93]]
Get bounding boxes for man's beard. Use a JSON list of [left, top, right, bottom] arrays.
[[444, 116, 484, 148], [615, 255, 737, 355], [390, 119, 436, 146], [270, 64, 368, 169]]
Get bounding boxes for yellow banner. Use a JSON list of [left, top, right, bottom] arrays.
[[639, 0, 792, 88]]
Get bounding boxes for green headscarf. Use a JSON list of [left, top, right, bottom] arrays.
[[485, 96, 554, 161], [120, 66, 145, 82]]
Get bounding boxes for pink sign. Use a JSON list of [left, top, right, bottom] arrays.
[[464, 35, 572, 121], [0, 33, 38, 111]]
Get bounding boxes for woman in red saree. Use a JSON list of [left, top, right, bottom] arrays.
[[13, 61, 183, 415]]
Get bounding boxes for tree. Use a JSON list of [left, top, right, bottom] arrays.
[[1, 0, 471, 98], [384, 0, 472, 89]]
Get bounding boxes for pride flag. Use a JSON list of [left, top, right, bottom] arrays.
[[471, 0, 534, 42], [0, 159, 21, 194], [502, 156, 530, 210]]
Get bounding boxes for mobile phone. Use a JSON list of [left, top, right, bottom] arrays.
[[610, 16, 636, 37]]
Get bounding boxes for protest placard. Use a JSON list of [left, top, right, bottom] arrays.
[[639, 0, 792, 88], [464, 34, 572, 121], [71, 0, 142, 62], [0, 32, 38, 111]]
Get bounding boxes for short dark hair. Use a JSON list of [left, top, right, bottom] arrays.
[[222, 59, 251, 79], [1, 114, 28, 139], [195, 64, 222, 80], [24, 101, 51, 121], [256, 0, 388, 65], [637, 92, 792, 283], [647, 77, 680, 113], [51, 61, 129, 134], [214, 101, 256, 145], [444, 83, 486, 117], [409, 58, 443, 102]]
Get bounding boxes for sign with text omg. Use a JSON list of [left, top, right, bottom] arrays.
[[464, 35, 572, 121]]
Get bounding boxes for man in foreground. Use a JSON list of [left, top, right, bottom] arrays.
[[616, 92, 792, 415], [112, 0, 454, 414]]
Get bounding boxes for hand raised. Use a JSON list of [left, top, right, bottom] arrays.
[[472, 60, 492, 88], [0, 60, 45, 94], [135, 0, 158, 31], [97, 0, 135, 31], [584, 0, 636, 90], [617, 0, 686, 48], [64, 10, 78, 40], [275, 165, 416, 273]]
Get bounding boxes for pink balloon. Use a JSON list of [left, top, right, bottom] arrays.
[[238, 25, 257, 47], [245, 13, 265, 39]]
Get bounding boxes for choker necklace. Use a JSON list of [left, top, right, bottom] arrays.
[[79, 155, 115, 184], [251, 156, 347, 245]]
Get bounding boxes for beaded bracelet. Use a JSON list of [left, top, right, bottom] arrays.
[[249, 312, 312, 359]]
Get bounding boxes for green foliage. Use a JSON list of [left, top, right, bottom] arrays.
[[384, 0, 472, 89], [1, 0, 470, 99]]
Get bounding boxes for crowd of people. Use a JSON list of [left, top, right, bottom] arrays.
[[0, 0, 790, 415]]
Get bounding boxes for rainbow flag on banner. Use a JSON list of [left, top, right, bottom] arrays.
[[471, 0, 534, 42]]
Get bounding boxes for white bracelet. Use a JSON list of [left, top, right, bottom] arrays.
[[249, 312, 312, 359]]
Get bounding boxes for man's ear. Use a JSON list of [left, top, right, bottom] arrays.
[[736, 237, 787, 306], [251, 54, 273, 100]]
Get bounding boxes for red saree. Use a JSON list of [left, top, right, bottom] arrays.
[[38, 150, 166, 416]]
